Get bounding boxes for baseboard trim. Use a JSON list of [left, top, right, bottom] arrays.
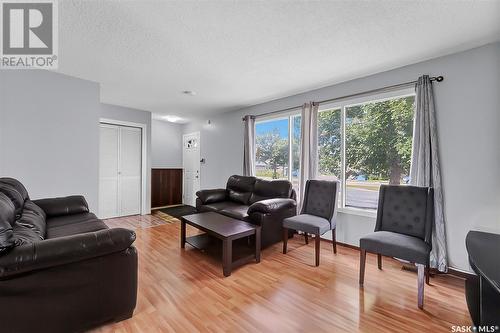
[[151, 204, 184, 210], [447, 267, 475, 279], [320, 237, 474, 279]]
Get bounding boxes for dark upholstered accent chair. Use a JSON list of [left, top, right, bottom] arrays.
[[359, 184, 434, 309], [282, 180, 339, 266]]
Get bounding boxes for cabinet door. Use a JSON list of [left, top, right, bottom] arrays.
[[151, 169, 183, 208], [151, 169, 163, 208]]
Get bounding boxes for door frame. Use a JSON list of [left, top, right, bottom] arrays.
[[100, 118, 148, 216], [182, 131, 201, 206]]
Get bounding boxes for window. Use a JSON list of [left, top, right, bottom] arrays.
[[255, 113, 301, 192], [254, 89, 414, 213], [318, 90, 415, 211], [318, 107, 342, 179]]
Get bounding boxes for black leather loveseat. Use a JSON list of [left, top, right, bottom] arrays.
[[196, 175, 297, 248], [0, 178, 137, 333]]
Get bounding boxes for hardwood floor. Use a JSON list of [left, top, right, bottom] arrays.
[[104, 211, 175, 230], [94, 215, 471, 333]]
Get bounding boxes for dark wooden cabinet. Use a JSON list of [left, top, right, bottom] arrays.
[[465, 231, 500, 326], [151, 168, 183, 209]]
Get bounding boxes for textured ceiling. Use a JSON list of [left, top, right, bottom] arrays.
[[57, 1, 500, 119]]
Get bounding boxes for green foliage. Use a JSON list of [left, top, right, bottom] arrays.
[[318, 108, 342, 177], [255, 96, 414, 184], [256, 129, 288, 179], [345, 97, 414, 184], [256, 169, 284, 179]]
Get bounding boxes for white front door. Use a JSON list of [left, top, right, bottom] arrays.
[[182, 132, 200, 207], [99, 124, 142, 219]]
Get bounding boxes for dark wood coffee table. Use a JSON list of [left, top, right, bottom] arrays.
[[180, 212, 261, 277]]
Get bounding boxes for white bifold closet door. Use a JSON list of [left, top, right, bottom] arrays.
[[99, 124, 142, 219]]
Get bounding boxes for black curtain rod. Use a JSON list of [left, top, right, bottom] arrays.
[[243, 75, 444, 121]]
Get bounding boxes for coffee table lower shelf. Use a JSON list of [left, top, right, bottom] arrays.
[[185, 233, 259, 276]]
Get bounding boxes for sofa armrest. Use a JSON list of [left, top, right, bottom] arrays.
[[248, 198, 296, 215], [196, 189, 228, 204], [33, 195, 89, 217], [0, 228, 135, 279]]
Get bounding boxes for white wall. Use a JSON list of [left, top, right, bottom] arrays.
[[184, 42, 500, 271], [0, 70, 154, 214], [0, 70, 101, 210], [152, 119, 183, 168]]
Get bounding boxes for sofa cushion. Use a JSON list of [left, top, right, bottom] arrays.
[[0, 192, 15, 253], [13, 223, 44, 246], [360, 231, 431, 264], [226, 175, 255, 205], [12, 200, 47, 246], [219, 205, 250, 222], [0, 178, 29, 202], [198, 201, 244, 213], [15, 200, 47, 240], [33, 195, 89, 218], [249, 179, 292, 204], [196, 189, 227, 204], [0, 183, 26, 219], [46, 213, 108, 238]]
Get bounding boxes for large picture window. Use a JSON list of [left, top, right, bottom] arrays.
[[318, 89, 415, 211], [255, 113, 301, 192], [254, 89, 414, 213]]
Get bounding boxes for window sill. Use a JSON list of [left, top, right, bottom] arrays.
[[338, 207, 377, 218]]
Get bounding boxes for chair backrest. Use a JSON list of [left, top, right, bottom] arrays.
[[375, 185, 434, 244], [301, 180, 339, 225]]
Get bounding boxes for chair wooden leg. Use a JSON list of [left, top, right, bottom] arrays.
[[417, 264, 425, 309], [332, 229, 337, 254], [282, 227, 288, 254], [377, 254, 382, 270], [359, 249, 366, 285], [314, 234, 320, 266], [425, 257, 430, 285], [304, 233, 309, 245]]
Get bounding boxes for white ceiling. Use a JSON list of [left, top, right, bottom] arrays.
[[58, 1, 500, 120]]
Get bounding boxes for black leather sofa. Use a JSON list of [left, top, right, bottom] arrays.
[[0, 178, 137, 333], [196, 175, 297, 248]]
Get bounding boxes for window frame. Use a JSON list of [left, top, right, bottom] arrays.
[[253, 87, 415, 217], [318, 87, 416, 217], [254, 110, 301, 184]]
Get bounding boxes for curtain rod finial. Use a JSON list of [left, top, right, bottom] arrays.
[[435, 76, 444, 82]]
